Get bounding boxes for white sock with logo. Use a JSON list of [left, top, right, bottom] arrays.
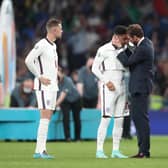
[[35, 119, 49, 154], [112, 117, 124, 151], [97, 117, 111, 152]]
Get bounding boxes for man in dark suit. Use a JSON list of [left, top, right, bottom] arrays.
[[117, 24, 154, 158]]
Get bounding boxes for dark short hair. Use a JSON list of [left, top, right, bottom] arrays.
[[113, 25, 127, 35], [127, 24, 144, 38], [46, 18, 61, 30]]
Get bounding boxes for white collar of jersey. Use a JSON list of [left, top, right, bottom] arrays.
[[107, 41, 120, 50], [45, 38, 54, 46], [137, 37, 144, 46]]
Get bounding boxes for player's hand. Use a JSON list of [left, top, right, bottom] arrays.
[[106, 81, 115, 91], [39, 76, 51, 86]]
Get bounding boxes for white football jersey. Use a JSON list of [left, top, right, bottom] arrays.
[[25, 38, 58, 91], [92, 42, 126, 83]]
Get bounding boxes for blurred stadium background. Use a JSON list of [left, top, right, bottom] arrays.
[[0, 0, 168, 109], [0, 0, 168, 167]]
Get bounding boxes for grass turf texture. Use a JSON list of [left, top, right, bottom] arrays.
[[0, 136, 168, 168]]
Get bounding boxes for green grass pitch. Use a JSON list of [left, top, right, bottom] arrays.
[[0, 136, 168, 168]]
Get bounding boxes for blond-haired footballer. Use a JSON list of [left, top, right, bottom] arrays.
[[25, 18, 63, 159]]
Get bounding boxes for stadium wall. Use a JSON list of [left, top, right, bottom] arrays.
[[0, 108, 167, 140]]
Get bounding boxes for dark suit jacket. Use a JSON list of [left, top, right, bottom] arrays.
[[117, 38, 154, 95]]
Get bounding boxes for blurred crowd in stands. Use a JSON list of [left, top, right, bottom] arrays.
[[4, 0, 168, 110]]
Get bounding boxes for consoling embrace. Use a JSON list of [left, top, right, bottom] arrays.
[[92, 24, 154, 159]]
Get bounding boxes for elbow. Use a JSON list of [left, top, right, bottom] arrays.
[[122, 62, 129, 67], [118, 58, 129, 67], [25, 56, 32, 68]]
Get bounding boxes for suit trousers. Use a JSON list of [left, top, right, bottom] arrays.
[[130, 93, 150, 155]]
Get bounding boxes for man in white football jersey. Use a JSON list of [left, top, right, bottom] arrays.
[[92, 25, 129, 159], [25, 18, 63, 159]]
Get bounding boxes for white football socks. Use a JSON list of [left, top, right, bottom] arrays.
[[112, 117, 124, 151], [35, 118, 49, 154], [97, 117, 111, 152]]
